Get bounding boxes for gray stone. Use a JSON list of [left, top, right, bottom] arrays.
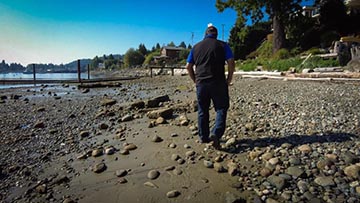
[[204, 160, 214, 168], [124, 143, 137, 151], [116, 169, 128, 177], [314, 176, 335, 187], [166, 190, 180, 198], [92, 163, 107, 173], [121, 114, 133, 122], [147, 170, 160, 179], [147, 95, 170, 108], [147, 108, 173, 119], [144, 181, 158, 188], [344, 165, 360, 179], [268, 175, 286, 190], [286, 166, 306, 178], [152, 135, 163, 142]]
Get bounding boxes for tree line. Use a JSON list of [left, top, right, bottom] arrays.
[[90, 41, 191, 70]]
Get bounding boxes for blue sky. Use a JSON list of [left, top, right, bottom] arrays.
[[0, 0, 314, 66]]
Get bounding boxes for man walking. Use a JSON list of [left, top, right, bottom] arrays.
[[186, 24, 235, 149]]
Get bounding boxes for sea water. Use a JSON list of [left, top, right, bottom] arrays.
[[0, 73, 90, 89]]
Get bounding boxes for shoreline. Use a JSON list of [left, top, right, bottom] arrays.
[[1, 75, 360, 202]]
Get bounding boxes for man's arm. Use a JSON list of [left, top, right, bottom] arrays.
[[186, 62, 196, 83], [226, 58, 235, 85]]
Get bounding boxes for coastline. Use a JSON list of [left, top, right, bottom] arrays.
[[0, 74, 360, 202]]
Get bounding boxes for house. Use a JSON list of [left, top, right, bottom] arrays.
[[160, 46, 184, 59], [302, 6, 320, 18]]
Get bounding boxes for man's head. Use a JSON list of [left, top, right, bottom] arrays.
[[205, 25, 218, 38]]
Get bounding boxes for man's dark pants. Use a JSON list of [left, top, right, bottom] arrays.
[[196, 80, 229, 142]]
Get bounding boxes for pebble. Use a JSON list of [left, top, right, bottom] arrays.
[[144, 181, 158, 188], [166, 190, 180, 198], [124, 143, 137, 151], [115, 169, 128, 177], [92, 149, 103, 157], [203, 160, 214, 168], [314, 176, 335, 187], [147, 170, 160, 179], [92, 163, 107, 173], [152, 135, 163, 142]]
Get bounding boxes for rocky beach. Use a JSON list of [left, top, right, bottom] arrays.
[[0, 73, 360, 203]]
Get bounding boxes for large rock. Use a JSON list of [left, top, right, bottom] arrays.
[[147, 108, 173, 119], [146, 95, 170, 108]]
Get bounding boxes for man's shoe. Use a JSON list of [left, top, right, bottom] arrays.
[[209, 134, 220, 149]]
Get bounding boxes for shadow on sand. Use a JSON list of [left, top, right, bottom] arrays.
[[221, 132, 358, 154]]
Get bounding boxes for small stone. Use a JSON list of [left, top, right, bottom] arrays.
[[261, 152, 274, 161], [268, 157, 280, 165], [298, 144, 312, 154], [147, 170, 160, 179], [166, 190, 180, 198], [177, 158, 185, 164], [62, 198, 75, 203], [165, 166, 175, 171], [173, 168, 183, 175], [260, 167, 273, 177], [116, 169, 128, 177], [121, 114, 133, 122], [344, 165, 360, 179], [152, 135, 163, 143], [35, 184, 47, 194], [156, 117, 166, 124], [170, 133, 178, 137], [169, 143, 177, 148], [286, 166, 305, 178], [99, 123, 109, 130], [92, 163, 107, 173], [171, 154, 180, 161], [225, 138, 236, 147], [227, 161, 238, 176], [144, 181, 158, 188], [34, 121, 45, 128], [79, 131, 90, 138], [214, 163, 226, 173], [92, 149, 103, 157], [118, 177, 127, 184], [120, 149, 129, 155], [204, 160, 214, 168], [184, 144, 191, 149], [185, 150, 196, 157], [314, 176, 335, 187], [105, 146, 115, 155], [267, 175, 286, 190], [124, 143, 137, 151]]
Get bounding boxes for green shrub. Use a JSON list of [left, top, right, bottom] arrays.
[[273, 48, 290, 60], [290, 47, 302, 56], [304, 47, 325, 55], [257, 40, 273, 59], [237, 59, 258, 71], [264, 57, 302, 72], [298, 56, 339, 69]]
